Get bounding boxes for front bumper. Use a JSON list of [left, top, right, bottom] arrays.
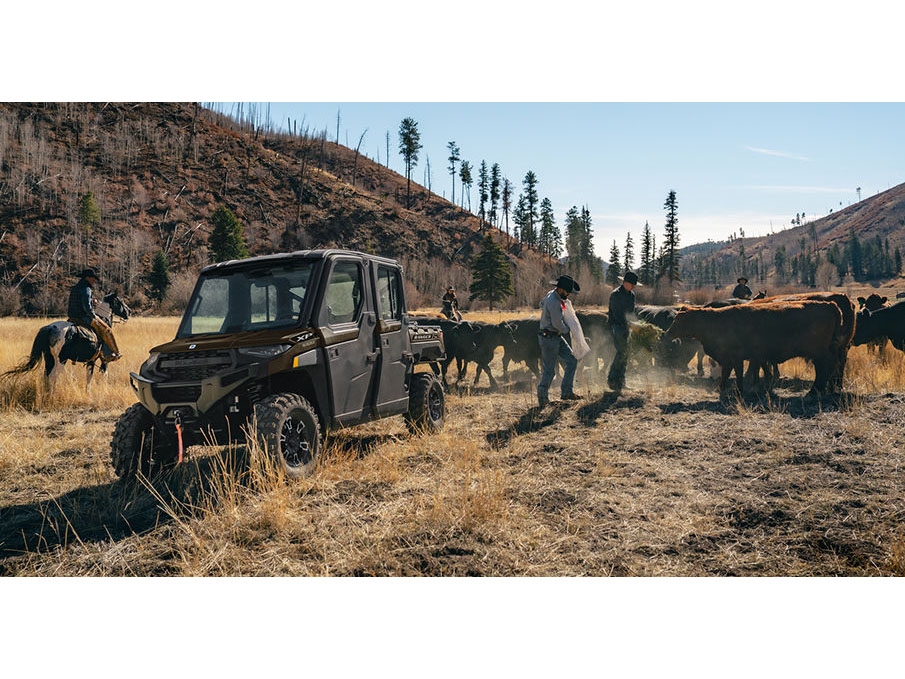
[[129, 366, 257, 417]]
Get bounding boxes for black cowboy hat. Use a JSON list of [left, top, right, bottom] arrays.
[[623, 271, 641, 286], [737, 277, 748, 284], [551, 274, 580, 293], [78, 268, 101, 282]]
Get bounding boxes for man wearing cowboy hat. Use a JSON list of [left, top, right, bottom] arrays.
[[441, 285, 461, 321], [607, 270, 641, 392], [732, 277, 752, 300], [537, 274, 582, 407], [67, 268, 121, 361]]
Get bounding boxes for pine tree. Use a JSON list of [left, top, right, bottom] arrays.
[[624, 231, 635, 274], [512, 194, 527, 242], [477, 160, 489, 228], [501, 178, 513, 242], [606, 240, 622, 286], [209, 205, 249, 262], [469, 234, 514, 311], [662, 190, 681, 284], [895, 247, 902, 274], [446, 141, 460, 205], [564, 206, 583, 270], [640, 220, 653, 285], [489, 163, 501, 228], [78, 192, 101, 267], [539, 197, 560, 257], [148, 250, 171, 305], [398, 117, 422, 209], [522, 171, 539, 247], [579, 206, 600, 280], [459, 160, 473, 210]]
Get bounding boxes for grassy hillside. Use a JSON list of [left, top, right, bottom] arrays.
[[0, 103, 555, 314]]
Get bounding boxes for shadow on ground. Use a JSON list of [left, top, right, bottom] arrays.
[[657, 390, 859, 419], [486, 403, 569, 449], [576, 392, 647, 426]]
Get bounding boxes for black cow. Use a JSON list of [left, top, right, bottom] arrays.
[[502, 318, 542, 379], [853, 300, 905, 353], [456, 321, 515, 388], [575, 311, 614, 377], [437, 319, 480, 384], [857, 294, 890, 356]]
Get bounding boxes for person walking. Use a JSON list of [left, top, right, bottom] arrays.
[[67, 268, 121, 361], [537, 275, 582, 407], [607, 270, 640, 392], [732, 277, 752, 300]]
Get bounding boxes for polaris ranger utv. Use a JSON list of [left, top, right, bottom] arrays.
[[112, 249, 445, 478]]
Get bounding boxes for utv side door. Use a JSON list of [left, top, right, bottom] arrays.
[[318, 257, 378, 425], [372, 263, 410, 416]]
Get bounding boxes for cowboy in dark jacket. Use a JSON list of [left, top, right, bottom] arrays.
[[68, 268, 121, 360], [732, 277, 752, 300], [607, 270, 640, 391]]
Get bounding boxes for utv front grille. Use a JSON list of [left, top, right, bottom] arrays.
[[157, 350, 233, 381], [152, 384, 203, 404]]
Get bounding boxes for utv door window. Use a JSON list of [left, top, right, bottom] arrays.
[[323, 261, 364, 325], [376, 266, 404, 320]]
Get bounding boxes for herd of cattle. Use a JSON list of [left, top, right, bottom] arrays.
[[415, 292, 905, 397]]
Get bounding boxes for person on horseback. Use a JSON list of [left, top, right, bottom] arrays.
[[68, 268, 121, 361], [441, 286, 462, 321]]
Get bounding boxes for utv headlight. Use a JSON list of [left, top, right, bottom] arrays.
[[140, 352, 160, 376], [236, 344, 292, 359]]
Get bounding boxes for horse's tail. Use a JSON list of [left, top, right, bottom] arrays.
[[1, 326, 51, 377]]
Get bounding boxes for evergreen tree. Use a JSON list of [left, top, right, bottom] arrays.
[[564, 206, 583, 270], [895, 247, 902, 274], [501, 178, 513, 241], [477, 160, 489, 227], [738, 243, 746, 279], [606, 240, 622, 286], [579, 206, 600, 280], [446, 141, 460, 205], [845, 227, 863, 278], [148, 250, 171, 305], [459, 160, 473, 210], [538, 197, 561, 257], [662, 190, 681, 284], [512, 194, 527, 242], [489, 163, 501, 228], [522, 171, 539, 247], [78, 191, 101, 266], [398, 117, 422, 209], [209, 205, 249, 262], [640, 221, 654, 285], [624, 231, 635, 274], [469, 234, 514, 311]]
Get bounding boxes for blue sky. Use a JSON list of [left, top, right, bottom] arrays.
[[244, 103, 905, 256]]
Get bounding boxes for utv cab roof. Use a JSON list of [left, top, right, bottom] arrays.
[[200, 249, 400, 274]]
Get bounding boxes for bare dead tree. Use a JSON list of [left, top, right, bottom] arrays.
[[352, 128, 368, 188]]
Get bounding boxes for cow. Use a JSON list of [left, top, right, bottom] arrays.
[[857, 294, 890, 357], [748, 292, 855, 392], [455, 320, 515, 388], [664, 301, 842, 396], [636, 305, 705, 375], [502, 318, 542, 380], [437, 319, 481, 385], [575, 311, 615, 377], [853, 299, 905, 353]]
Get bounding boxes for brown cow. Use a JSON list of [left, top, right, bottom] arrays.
[[749, 292, 855, 391], [665, 301, 842, 395]]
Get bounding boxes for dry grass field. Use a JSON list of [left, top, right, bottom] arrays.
[[2, 312, 905, 576]]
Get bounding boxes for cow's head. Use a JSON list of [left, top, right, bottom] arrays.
[[857, 293, 887, 311]]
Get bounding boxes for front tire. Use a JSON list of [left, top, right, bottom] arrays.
[[253, 393, 322, 478], [110, 403, 172, 479], [405, 373, 445, 434]]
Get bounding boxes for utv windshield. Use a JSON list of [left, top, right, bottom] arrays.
[[177, 262, 315, 338]]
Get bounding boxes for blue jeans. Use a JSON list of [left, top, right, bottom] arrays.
[[537, 334, 577, 402]]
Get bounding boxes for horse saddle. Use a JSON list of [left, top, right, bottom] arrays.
[[59, 325, 101, 364]]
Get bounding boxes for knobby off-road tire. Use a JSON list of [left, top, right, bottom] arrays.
[[254, 393, 322, 479], [110, 403, 172, 479], [405, 373, 445, 434]]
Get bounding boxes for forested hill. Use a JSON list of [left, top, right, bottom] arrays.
[[0, 102, 554, 314], [680, 181, 905, 288]]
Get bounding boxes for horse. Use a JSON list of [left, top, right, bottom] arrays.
[[2, 292, 131, 390]]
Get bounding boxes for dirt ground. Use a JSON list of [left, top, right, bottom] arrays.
[[2, 341, 905, 576]]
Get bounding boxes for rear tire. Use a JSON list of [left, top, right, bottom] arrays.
[[405, 373, 445, 434], [253, 393, 322, 478], [110, 403, 172, 479]]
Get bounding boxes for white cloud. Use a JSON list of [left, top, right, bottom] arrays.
[[744, 146, 810, 161], [741, 184, 854, 194]]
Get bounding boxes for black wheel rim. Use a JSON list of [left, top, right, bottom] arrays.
[[280, 412, 312, 468], [428, 384, 443, 422]]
